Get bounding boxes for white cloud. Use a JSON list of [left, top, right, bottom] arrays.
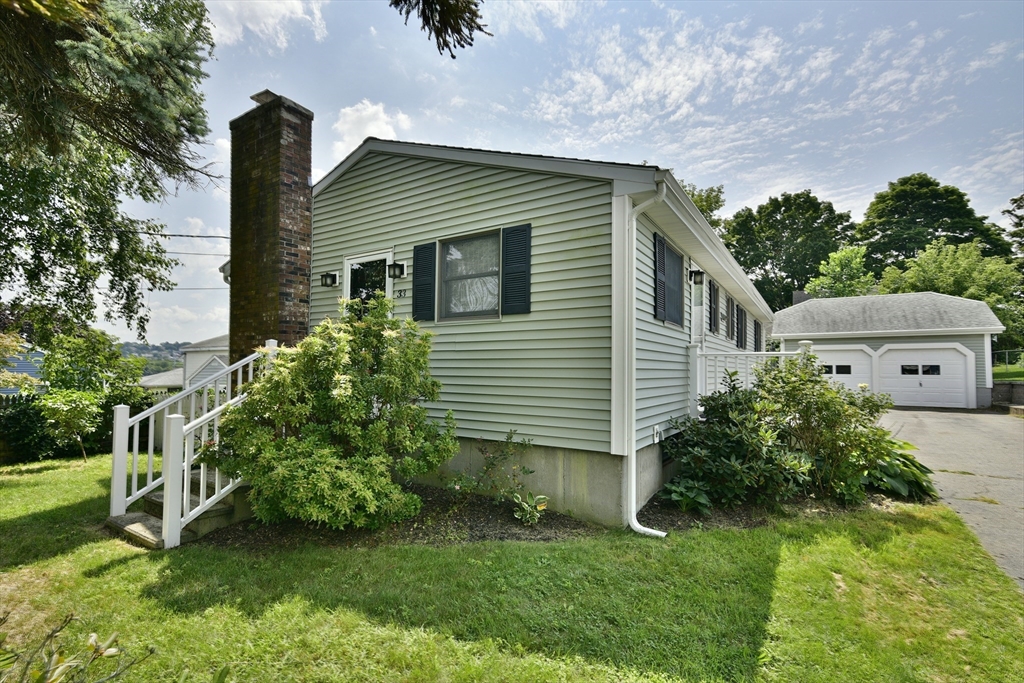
[[206, 1, 327, 50], [795, 12, 824, 36], [331, 100, 412, 161], [486, 0, 593, 42]]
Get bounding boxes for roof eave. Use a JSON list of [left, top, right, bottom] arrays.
[[772, 326, 1005, 339], [312, 138, 659, 198]]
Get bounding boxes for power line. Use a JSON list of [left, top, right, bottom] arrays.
[[161, 287, 229, 291], [137, 231, 230, 239], [165, 251, 230, 256]]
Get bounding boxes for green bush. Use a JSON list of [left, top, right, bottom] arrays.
[[662, 372, 810, 512], [0, 397, 76, 464], [38, 390, 102, 461], [202, 296, 459, 530], [662, 353, 937, 512]]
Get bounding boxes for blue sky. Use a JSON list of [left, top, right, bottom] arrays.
[[98, 0, 1024, 343]]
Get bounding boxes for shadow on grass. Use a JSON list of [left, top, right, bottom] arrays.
[[88, 507, 943, 681], [0, 492, 110, 570]]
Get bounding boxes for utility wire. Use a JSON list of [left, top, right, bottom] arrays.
[[165, 251, 230, 256], [136, 231, 230, 239]]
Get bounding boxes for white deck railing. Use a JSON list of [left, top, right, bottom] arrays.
[[110, 340, 276, 548], [696, 342, 810, 396]]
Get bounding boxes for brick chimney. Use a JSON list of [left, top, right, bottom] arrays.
[[228, 90, 314, 362]]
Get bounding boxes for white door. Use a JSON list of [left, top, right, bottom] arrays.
[[878, 347, 969, 408], [814, 348, 873, 391]]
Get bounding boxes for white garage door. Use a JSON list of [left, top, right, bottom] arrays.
[[814, 348, 873, 391], [878, 348, 968, 408]]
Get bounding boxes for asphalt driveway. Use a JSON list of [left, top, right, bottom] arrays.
[[880, 409, 1024, 590]]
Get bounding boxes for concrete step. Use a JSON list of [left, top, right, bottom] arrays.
[[1009, 405, 1024, 419], [143, 490, 234, 520], [105, 512, 196, 549]]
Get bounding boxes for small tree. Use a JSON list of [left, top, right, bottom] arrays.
[[805, 246, 876, 299], [38, 389, 101, 461], [204, 295, 458, 530]]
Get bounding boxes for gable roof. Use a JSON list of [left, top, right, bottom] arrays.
[[139, 368, 184, 389], [313, 138, 774, 321], [314, 138, 661, 198], [772, 292, 1004, 338], [181, 334, 228, 352]]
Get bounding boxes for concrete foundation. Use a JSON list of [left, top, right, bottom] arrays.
[[435, 437, 674, 528], [992, 382, 1024, 405], [978, 386, 993, 409]]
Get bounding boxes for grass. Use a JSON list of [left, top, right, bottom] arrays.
[[993, 365, 1024, 381], [2, 457, 1023, 682]]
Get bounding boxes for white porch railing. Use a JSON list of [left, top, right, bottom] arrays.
[[110, 340, 276, 548], [697, 342, 810, 396]]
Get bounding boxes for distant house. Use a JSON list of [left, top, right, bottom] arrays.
[[773, 292, 1004, 409], [0, 345, 44, 395], [136, 334, 228, 394]]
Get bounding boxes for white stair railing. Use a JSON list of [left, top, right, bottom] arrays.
[[697, 342, 810, 397], [110, 340, 277, 524]]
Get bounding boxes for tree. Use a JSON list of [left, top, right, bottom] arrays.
[[1, 0, 212, 338], [856, 173, 1012, 275], [805, 246, 876, 299], [723, 191, 855, 311], [38, 389, 102, 460], [684, 183, 726, 233], [878, 239, 1024, 348], [40, 328, 144, 393], [1003, 193, 1024, 272], [390, 0, 491, 58]]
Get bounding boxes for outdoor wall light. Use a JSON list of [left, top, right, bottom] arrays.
[[320, 272, 339, 288], [387, 262, 407, 279], [689, 270, 705, 285]]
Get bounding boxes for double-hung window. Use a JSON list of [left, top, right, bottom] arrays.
[[707, 280, 720, 334], [653, 234, 683, 326], [440, 232, 500, 318], [735, 306, 747, 349], [411, 224, 532, 322], [753, 320, 763, 352], [725, 296, 735, 339]]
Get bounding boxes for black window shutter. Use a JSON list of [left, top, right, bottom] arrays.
[[412, 242, 436, 321], [501, 224, 532, 315], [654, 233, 667, 320]]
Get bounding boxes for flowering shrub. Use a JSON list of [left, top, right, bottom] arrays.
[[202, 296, 458, 530]]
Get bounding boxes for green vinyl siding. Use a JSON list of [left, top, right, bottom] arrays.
[[311, 152, 613, 452], [782, 335, 988, 387], [635, 215, 691, 449]]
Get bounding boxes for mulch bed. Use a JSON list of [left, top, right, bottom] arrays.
[[199, 483, 601, 551], [199, 484, 905, 551]]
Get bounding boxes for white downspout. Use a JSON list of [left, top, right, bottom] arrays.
[[626, 182, 667, 538]]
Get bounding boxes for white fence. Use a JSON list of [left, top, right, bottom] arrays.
[[110, 340, 276, 549], [697, 342, 810, 396]]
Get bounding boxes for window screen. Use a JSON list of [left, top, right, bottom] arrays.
[[440, 233, 500, 318], [901, 365, 919, 375]]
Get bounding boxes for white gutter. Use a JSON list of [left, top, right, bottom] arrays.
[[626, 182, 668, 539]]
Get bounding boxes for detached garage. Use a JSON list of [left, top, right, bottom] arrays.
[[773, 292, 1004, 409]]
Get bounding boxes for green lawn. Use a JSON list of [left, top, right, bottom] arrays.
[[993, 365, 1024, 381], [1, 457, 1022, 682]]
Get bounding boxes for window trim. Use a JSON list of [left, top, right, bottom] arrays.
[[753, 320, 763, 352], [437, 230, 502, 322], [735, 306, 747, 349], [725, 295, 735, 340], [707, 280, 720, 334]]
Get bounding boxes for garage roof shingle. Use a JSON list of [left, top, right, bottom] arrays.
[[772, 292, 1004, 337]]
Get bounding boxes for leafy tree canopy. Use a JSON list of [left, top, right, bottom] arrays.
[[40, 328, 144, 392], [0, 0, 212, 339], [683, 183, 726, 233], [856, 173, 1012, 275], [0, 331, 36, 390], [806, 246, 876, 299], [1003, 193, 1024, 272], [723, 190, 855, 311], [878, 239, 1024, 348]]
